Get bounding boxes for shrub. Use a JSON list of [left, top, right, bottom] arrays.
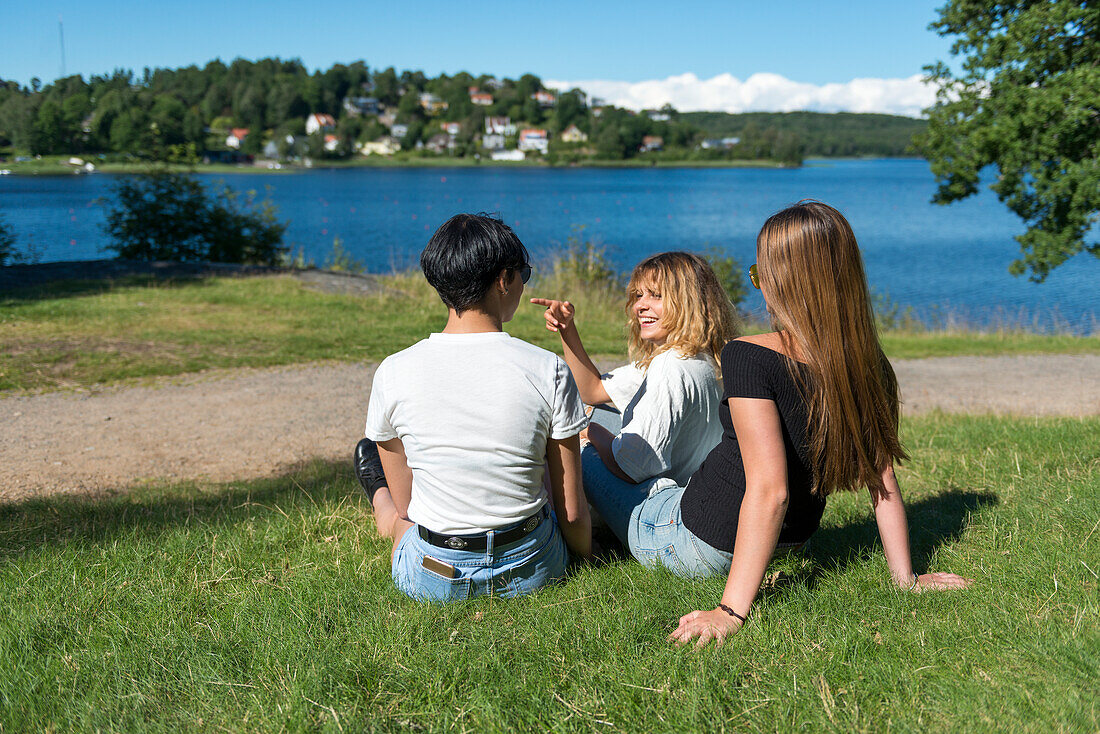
[[700, 248, 748, 309], [323, 236, 365, 273], [548, 226, 621, 291], [103, 171, 288, 264]]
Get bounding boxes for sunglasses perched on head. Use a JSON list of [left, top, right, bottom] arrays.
[[749, 264, 760, 289], [518, 263, 533, 284]]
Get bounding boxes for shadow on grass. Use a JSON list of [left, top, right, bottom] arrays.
[[0, 274, 221, 304], [0, 260, 293, 303], [808, 487, 998, 573], [0, 458, 361, 558], [0, 465, 996, 597]]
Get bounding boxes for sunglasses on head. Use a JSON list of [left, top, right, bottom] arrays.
[[749, 263, 760, 289], [517, 263, 532, 284]]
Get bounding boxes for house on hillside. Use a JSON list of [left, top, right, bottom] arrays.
[[426, 133, 453, 153], [226, 128, 250, 149], [640, 135, 664, 152], [391, 123, 409, 139], [532, 90, 556, 107], [323, 134, 341, 152], [362, 137, 399, 156], [485, 117, 515, 136], [518, 128, 549, 154], [645, 109, 671, 122], [306, 113, 337, 134], [561, 124, 587, 143], [441, 121, 461, 136], [343, 97, 380, 116], [419, 93, 449, 114], [470, 91, 493, 106], [482, 133, 505, 150]]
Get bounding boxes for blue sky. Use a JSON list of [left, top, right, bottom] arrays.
[[5, 0, 956, 115]]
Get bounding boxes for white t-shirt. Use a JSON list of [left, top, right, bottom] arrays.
[[600, 350, 722, 485], [365, 331, 588, 534]]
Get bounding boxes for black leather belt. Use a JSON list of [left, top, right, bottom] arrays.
[[418, 506, 548, 551]]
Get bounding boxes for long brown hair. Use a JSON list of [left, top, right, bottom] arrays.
[[625, 252, 741, 369], [756, 201, 908, 496]]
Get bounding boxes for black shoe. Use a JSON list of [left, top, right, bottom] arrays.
[[353, 438, 387, 505]]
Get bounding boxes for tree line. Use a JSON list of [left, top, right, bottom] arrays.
[[0, 58, 808, 164]]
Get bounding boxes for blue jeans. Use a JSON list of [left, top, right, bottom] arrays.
[[581, 444, 733, 578], [391, 508, 570, 602]]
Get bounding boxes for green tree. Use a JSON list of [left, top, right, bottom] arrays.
[[916, 0, 1099, 281], [104, 171, 287, 264]]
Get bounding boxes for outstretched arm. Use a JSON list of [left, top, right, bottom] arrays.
[[546, 434, 592, 558], [871, 465, 972, 591], [530, 297, 611, 406], [669, 397, 788, 647]]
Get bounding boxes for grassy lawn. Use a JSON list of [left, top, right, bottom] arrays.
[[2, 274, 1098, 393], [0, 413, 1096, 731]]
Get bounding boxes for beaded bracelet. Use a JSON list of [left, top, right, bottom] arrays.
[[717, 603, 748, 624]]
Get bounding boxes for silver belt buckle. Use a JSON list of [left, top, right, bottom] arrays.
[[444, 536, 467, 550], [522, 514, 540, 533]]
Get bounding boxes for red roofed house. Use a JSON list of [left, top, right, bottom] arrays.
[[324, 134, 340, 152], [518, 128, 549, 154], [470, 91, 493, 106], [641, 135, 664, 152], [225, 128, 250, 149]]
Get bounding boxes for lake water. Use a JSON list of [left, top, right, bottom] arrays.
[[2, 159, 1097, 330]]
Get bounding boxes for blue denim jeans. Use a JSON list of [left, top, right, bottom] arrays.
[[391, 508, 570, 602], [581, 443, 733, 578]]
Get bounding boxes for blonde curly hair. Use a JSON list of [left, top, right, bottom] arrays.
[[625, 252, 741, 370]]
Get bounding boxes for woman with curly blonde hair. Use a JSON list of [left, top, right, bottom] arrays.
[[532, 251, 740, 490]]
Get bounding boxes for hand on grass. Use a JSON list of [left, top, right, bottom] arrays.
[[907, 572, 973, 592], [530, 298, 575, 333], [668, 608, 743, 648]]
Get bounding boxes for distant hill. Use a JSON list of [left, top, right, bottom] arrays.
[[680, 111, 927, 158]]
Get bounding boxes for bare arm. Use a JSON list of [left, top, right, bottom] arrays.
[[530, 297, 612, 405], [546, 434, 592, 558], [377, 437, 413, 519], [669, 397, 788, 647], [585, 422, 638, 483], [871, 465, 972, 591]]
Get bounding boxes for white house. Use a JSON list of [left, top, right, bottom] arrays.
[[391, 123, 409, 139], [532, 90, 556, 107], [485, 117, 515, 136], [343, 97, 380, 116], [491, 149, 526, 161], [441, 121, 461, 136], [482, 133, 505, 150], [306, 113, 336, 135], [324, 134, 340, 152], [518, 128, 549, 154]]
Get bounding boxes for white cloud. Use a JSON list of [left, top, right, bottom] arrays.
[[545, 72, 935, 118]]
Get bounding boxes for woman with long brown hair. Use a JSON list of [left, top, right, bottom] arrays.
[[580, 202, 970, 646]]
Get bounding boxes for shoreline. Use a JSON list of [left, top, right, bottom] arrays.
[[0, 156, 849, 176]]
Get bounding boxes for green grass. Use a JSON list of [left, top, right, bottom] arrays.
[[1, 273, 1098, 393], [1, 413, 1096, 731]]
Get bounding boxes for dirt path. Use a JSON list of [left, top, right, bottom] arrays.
[[2, 354, 1098, 503]]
